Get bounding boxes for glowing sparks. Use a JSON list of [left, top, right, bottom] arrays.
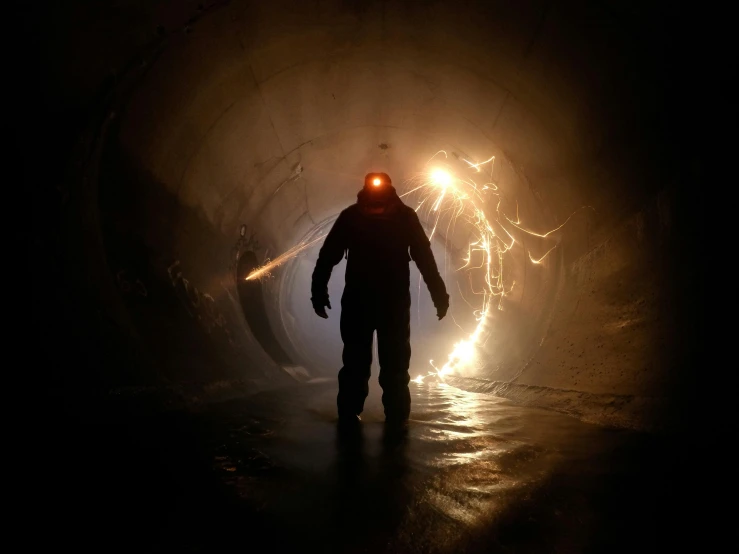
[[504, 206, 592, 239], [430, 168, 453, 187], [245, 234, 326, 281], [405, 152, 580, 384], [463, 154, 496, 172], [402, 155, 501, 382]]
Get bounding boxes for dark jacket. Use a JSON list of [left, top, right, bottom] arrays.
[[311, 185, 449, 309]]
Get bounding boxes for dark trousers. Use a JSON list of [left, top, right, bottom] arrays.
[[337, 292, 411, 420]]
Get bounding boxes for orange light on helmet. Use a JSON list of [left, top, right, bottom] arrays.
[[373, 178, 382, 186]]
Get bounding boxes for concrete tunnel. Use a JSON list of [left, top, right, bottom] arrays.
[[27, 0, 720, 550]]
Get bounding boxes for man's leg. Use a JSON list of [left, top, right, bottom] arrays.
[[377, 297, 412, 422], [338, 300, 374, 419]]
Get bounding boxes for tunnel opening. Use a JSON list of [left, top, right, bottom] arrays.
[[237, 250, 294, 366], [60, 0, 692, 434]]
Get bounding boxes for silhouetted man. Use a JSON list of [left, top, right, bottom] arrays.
[[311, 172, 449, 425]]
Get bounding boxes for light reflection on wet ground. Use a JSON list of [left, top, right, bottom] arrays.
[[193, 380, 667, 552], [44, 380, 689, 553]]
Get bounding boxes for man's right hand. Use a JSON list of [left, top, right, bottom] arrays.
[[312, 297, 331, 319]]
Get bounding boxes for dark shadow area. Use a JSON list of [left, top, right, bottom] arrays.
[[93, 126, 270, 387]]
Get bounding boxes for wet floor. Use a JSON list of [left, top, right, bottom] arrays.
[[43, 380, 697, 552]]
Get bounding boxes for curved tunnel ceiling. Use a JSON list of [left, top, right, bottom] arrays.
[[29, 0, 715, 432]]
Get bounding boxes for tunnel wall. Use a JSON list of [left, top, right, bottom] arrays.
[[452, 187, 688, 430], [28, 0, 711, 430]]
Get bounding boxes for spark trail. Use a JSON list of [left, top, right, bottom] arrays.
[[405, 151, 573, 384], [244, 234, 326, 281]]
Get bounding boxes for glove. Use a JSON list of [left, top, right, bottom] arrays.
[[312, 296, 331, 319], [436, 299, 449, 320]]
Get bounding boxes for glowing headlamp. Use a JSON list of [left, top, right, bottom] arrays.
[[365, 172, 391, 190]]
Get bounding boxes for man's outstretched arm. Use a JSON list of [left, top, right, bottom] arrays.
[[408, 210, 449, 320], [311, 212, 348, 318]]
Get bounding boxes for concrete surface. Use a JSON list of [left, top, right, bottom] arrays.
[[44, 379, 693, 553]]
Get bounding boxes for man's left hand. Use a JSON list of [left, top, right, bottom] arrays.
[[312, 297, 331, 319]]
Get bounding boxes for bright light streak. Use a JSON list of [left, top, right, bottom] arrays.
[[405, 151, 584, 384], [430, 168, 453, 187], [463, 154, 496, 172], [504, 206, 593, 239], [245, 234, 326, 281], [528, 244, 558, 264]]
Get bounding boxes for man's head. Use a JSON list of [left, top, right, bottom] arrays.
[[360, 172, 395, 214]]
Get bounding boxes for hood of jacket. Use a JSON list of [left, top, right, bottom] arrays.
[[356, 184, 404, 215]]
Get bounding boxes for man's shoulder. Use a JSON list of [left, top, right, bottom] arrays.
[[396, 202, 418, 220]]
